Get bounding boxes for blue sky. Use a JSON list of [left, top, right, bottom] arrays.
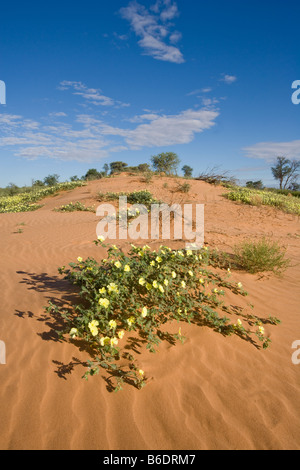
[[0, 0, 299, 187]]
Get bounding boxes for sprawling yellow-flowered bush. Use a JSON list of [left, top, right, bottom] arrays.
[[47, 240, 280, 391]]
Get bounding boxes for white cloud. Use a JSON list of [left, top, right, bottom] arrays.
[[0, 112, 110, 163], [243, 140, 300, 162], [49, 112, 67, 117], [120, 1, 184, 63], [201, 97, 219, 107], [101, 108, 219, 149]]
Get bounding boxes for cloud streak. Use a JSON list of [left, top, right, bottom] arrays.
[[58, 81, 130, 108], [243, 140, 300, 162]]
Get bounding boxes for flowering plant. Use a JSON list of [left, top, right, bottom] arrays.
[[47, 240, 280, 391]]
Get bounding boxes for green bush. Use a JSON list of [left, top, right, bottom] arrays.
[[54, 201, 95, 212], [176, 182, 191, 193], [233, 238, 290, 274], [97, 190, 161, 209]]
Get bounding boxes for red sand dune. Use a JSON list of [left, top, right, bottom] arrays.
[[0, 175, 299, 450]]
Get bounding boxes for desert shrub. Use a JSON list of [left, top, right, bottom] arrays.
[[47, 241, 280, 392], [54, 201, 95, 212], [233, 238, 290, 274], [175, 182, 191, 193], [84, 169, 104, 181], [97, 190, 161, 209], [196, 167, 237, 186], [142, 171, 153, 183]]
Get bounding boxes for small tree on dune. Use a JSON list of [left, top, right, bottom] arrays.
[[151, 152, 180, 175], [182, 165, 193, 178], [109, 161, 128, 174], [271, 157, 300, 190], [44, 174, 60, 186]]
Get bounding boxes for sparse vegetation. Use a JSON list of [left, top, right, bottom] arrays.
[[246, 180, 264, 190], [233, 238, 290, 274], [175, 182, 191, 193], [0, 181, 86, 213], [84, 168, 104, 181], [97, 190, 161, 208], [225, 187, 300, 215], [54, 201, 95, 212], [196, 166, 237, 187]]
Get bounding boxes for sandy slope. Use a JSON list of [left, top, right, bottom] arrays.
[[0, 175, 299, 450]]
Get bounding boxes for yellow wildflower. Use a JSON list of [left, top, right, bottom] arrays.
[[139, 277, 146, 286], [100, 336, 110, 346], [141, 307, 148, 318], [127, 316, 136, 326], [114, 261, 122, 269], [77, 257, 83, 263], [258, 326, 265, 336], [69, 328, 78, 338], [118, 330, 125, 339], [124, 265, 131, 272], [107, 283, 119, 294], [110, 337, 118, 347], [109, 320, 117, 329], [88, 320, 99, 336], [99, 298, 110, 309]]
